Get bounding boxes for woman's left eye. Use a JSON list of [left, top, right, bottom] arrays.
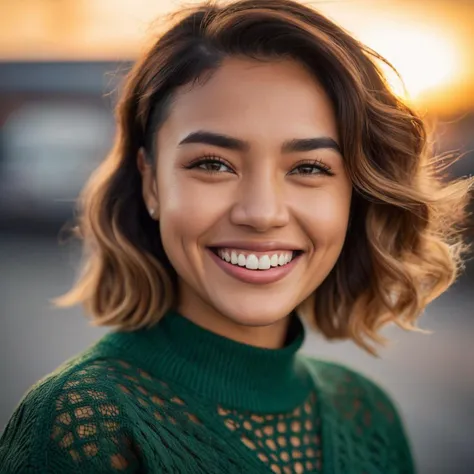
[[289, 161, 333, 176]]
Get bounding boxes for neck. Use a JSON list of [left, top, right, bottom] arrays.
[[178, 296, 292, 349]]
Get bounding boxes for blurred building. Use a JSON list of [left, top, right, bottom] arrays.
[[0, 61, 118, 229]]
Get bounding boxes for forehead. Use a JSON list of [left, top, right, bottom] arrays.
[[161, 57, 338, 143]]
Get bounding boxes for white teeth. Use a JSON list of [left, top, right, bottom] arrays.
[[217, 249, 295, 271], [245, 254, 259, 270], [258, 255, 271, 270]]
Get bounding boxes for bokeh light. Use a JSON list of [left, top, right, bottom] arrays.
[[363, 24, 459, 101]]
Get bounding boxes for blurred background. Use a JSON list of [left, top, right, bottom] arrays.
[[0, 0, 473, 473]]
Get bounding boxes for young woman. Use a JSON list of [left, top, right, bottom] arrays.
[[0, 0, 471, 472]]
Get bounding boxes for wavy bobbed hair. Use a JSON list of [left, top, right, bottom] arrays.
[[54, 0, 472, 353]]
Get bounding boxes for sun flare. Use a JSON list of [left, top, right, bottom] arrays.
[[361, 25, 459, 101]]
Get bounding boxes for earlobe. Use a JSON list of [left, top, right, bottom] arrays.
[[148, 203, 160, 219]]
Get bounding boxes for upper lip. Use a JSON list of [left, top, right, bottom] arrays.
[[208, 241, 304, 252]]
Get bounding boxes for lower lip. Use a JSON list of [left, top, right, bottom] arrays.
[[207, 249, 302, 285]]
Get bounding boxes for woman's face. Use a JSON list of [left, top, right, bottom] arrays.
[[140, 57, 352, 329]]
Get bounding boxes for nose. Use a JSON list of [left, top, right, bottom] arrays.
[[229, 175, 289, 232]]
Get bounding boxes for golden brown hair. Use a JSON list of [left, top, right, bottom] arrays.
[[54, 0, 473, 354]]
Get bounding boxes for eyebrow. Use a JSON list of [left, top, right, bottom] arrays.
[[178, 130, 341, 154]]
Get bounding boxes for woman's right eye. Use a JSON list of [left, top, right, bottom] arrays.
[[187, 157, 235, 174]]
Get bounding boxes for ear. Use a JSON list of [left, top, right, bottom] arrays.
[[137, 147, 159, 219]]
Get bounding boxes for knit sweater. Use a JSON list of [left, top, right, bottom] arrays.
[[0, 310, 415, 473]]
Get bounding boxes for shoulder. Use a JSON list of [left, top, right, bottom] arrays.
[[0, 355, 140, 474], [301, 356, 415, 472], [301, 356, 403, 425], [303, 357, 398, 414]]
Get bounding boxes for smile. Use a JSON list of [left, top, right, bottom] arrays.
[[207, 247, 304, 285], [216, 248, 297, 270]]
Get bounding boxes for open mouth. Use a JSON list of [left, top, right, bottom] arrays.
[[208, 247, 304, 271]]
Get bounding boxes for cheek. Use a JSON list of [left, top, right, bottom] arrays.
[[298, 186, 351, 247], [157, 172, 227, 244]]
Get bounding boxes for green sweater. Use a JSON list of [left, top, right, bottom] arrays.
[[0, 310, 414, 473]]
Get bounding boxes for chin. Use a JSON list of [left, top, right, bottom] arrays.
[[213, 299, 297, 327]]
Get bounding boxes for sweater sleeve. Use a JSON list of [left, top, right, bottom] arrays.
[[361, 374, 416, 474], [304, 358, 416, 474], [0, 365, 141, 474]]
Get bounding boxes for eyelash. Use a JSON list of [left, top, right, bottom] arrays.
[[185, 154, 334, 176]]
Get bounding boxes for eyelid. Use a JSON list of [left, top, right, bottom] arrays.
[[290, 158, 334, 175], [185, 154, 236, 173]]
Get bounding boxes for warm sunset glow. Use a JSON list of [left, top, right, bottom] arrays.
[[0, 0, 472, 113], [361, 26, 459, 101]]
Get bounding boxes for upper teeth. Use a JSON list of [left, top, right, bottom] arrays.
[[217, 249, 294, 270]]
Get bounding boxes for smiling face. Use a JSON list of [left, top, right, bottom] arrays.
[[139, 56, 352, 338]]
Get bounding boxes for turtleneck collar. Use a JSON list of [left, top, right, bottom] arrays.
[[99, 310, 313, 412]]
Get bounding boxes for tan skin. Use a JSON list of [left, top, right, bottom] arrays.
[[138, 57, 352, 349]]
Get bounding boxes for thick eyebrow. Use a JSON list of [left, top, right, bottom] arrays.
[[178, 130, 341, 154]]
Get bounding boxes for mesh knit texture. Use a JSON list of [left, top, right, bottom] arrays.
[[0, 356, 414, 473], [0, 310, 415, 473]]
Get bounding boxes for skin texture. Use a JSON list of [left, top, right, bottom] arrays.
[[138, 57, 352, 348]]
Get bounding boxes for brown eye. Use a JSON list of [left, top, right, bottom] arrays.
[[185, 156, 236, 174], [294, 165, 322, 175], [198, 161, 231, 173], [289, 160, 333, 176]]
